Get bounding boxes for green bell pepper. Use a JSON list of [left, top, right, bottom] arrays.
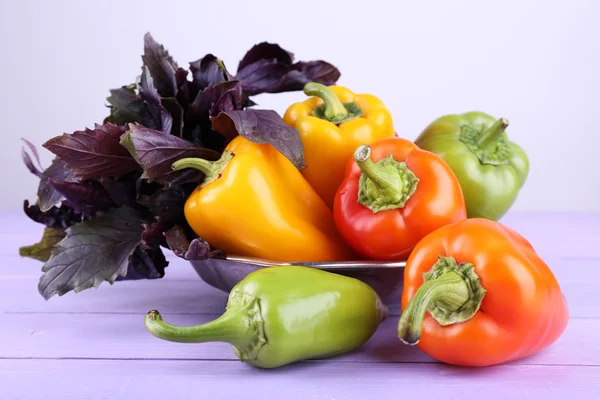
[[414, 111, 529, 221]]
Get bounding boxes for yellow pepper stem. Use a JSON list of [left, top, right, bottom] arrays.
[[172, 150, 234, 188], [304, 82, 363, 124]]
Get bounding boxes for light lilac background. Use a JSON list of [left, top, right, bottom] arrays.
[[1, 0, 598, 210]]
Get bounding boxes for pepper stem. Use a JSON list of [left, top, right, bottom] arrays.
[[477, 118, 509, 148], [144, 309, 252, 347], [171, 150, 234, 188], [304, 82, 363, 124], [144, 291, 267, 361], [397, 256, 486, 345], [355, 145, 419, 213]]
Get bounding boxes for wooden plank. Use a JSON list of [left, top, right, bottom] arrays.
[[0, 359, 596, 400], [0, 312, 595, 366], [0, 279, 230, 315], [1, 257, 596, 318], [499, 211, 600, 237]]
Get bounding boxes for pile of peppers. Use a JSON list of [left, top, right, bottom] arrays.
[[145, 82, 569, 370]]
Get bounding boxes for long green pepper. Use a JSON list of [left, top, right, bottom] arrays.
[[144, 266, 387, 369]]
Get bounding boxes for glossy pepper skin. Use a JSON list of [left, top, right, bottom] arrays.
[[397, 218, 569, 367], [172, 135, 355, 262], [144, 266, 388, 369], [334, 137, 467, 261], [414, 112, 529, 221], [283, 83, 395, 208]]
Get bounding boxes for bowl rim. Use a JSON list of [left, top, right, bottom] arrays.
[[205, 255, 407, 270]]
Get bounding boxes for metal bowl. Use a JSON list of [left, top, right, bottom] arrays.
[[190, 256, 406, 305]]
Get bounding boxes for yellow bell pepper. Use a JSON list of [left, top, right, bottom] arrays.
[[283, 83, 396, 208], [172, 135, 356, 262]]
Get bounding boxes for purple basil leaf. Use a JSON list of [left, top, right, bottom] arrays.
[[290, 60, 341, 86], [23, 200, 83, 230], [162, 225, 189, 257], [116, 246, 167, 281], [141, 217, 171, 249], [189, 54, 234, 90], [105, 85, 147, 126], [38, 206, 147, 300], [120, 124, 220, 185], [210, 84, 244, 117], [176, 67, 189, 89], [237, 42, 293, 71], [142, 32, 178, 98], [210, 109, 305, 169], [275, 61, 341, 94], [175, 67, 194, 108], [186, 238, 224, 260], [188, 81, 243, 120], [234, 42, 340, 96], [99, 175, 138, 207], [37, 158, 78, 212], [162, 97, 184, 137], [236, 59, 340, 96], [21, 139, 44, 177], [139, 65, 173, 134], [49, 179, 115, 215], [164, 225, 223, 260], [43, 123, 139, 180], [235, 59, 290, 95], [106, 82, 179, 136], [136, 182, 196, 221]]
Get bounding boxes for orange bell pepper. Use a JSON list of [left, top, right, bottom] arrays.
[[397, 218, 569, 367], [283, 83, 395, 208]]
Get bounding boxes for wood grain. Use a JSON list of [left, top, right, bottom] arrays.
[[0, 312, 596, 366], [0, 359, 597, 400], [1, 210, 599, 399]]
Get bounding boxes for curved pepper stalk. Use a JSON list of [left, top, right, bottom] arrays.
[[397, 256, 486, 345]]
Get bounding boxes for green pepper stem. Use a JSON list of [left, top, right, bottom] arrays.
[[303, 82, 364, 124], [355, 146, 403, 195], [144, 309, 253, 348], [354, 145, 419, 213], [477, 118, 509, 148], [215, 59, 228, 77], [304, 82, 349, 121], [145, 291, 267, 361], [171, 150, 234, 188], [171, 158, 215, 176], [397, 256, 486, 345], [397, 272, 469, 345]]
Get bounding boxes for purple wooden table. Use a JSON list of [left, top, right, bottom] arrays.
[[1, 211, 598, 399]]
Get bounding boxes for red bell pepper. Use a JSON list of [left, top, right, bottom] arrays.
[[333, 137, 467, 260]]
